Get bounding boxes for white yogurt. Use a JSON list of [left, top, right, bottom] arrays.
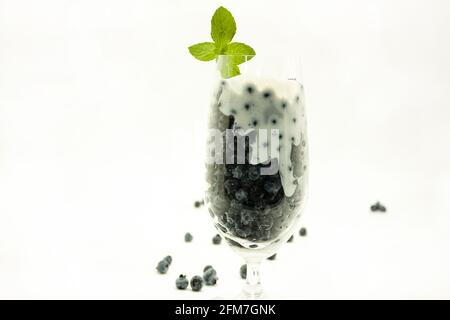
[[217, 76, 306, 197]]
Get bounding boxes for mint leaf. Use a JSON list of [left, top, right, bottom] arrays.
[[188, 42, 217, 61], [224, 42, 256, 65], [220, 62, 240, 79], [188, 7, 255, 79], [211, 6, 236, 52]]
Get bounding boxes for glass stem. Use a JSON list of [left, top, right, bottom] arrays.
[[243, 259, 263, 298]]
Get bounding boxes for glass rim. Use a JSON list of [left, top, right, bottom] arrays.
[[217, 54, 256, 57]]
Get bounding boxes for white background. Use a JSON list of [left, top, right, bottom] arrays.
[[1, 0, 450, 299]]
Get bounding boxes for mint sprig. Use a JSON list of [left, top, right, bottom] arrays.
[[188, 6, 255, 78]]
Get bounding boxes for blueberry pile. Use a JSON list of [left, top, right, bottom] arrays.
[[206, 134, 302, 245]]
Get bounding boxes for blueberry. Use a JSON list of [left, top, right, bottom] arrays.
[[240, 211, 254, 225], [293, 118, 297, 123], [263, 91, 272, 98], [246, 85, 254, 94], [203, 265, 214, 273], [163, 255, 172, 265], [267, 254, 277, 260], [281, 102, 287, 109], [371, 202, 386, 212], [252, 119, 258, 126], [232, 166, 245, 179], [271, 119, 277, 125], [299, 227, 307, 237], [264, 180, 281, 194], [288, 235, 294, 242], [235, 189, 248, 203], [224, 178, 240, 194], [194, 200, 204, 208], [212, 234, 222, 245], [244, 103, 250, 110], [190, 275, 203, 292], [175, 274, 189, 290], [248, 166, 260, 181], [203, 268, 218, 286], [156, 260, 169, 274], [184, 232, 193, 242], [240, 264, 247, 279]]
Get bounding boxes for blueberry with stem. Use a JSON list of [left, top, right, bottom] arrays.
[[175, 274, 189, 290]]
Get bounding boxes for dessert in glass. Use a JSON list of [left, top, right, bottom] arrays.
[[205, 55, 309, 298]]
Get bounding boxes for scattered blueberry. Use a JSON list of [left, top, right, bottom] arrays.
[[184, 232, 193, 242], [156, 260, 169, 274], [212, 234, 222, 245], [190, 275, 203, 292], [371, 202, 387, 213], [252, 119, 258, 126], [203, 265, 213, 273], [175, 274, 189, 290], [240, 264, 247, 279], [244, 103, 250, 110], [246, 85, 254, 94], [203, 268, 218, 286], [299, 227, 307, 237], [194, 200, 204, 208], [267, 254, 277, 260], [163, 255, 172, 265], [288, 235, 294, 242]]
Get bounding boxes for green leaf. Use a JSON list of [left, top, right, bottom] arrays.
[[220, 62, 240, 79], [188, 42, 217, 61], [211, 6, 236, 52], [224, 42, 256, 65]]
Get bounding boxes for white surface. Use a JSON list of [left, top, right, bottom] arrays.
[[1, 0, 450, 299]]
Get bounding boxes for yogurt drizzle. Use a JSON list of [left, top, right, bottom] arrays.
[[217, 76, 305, 197]]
